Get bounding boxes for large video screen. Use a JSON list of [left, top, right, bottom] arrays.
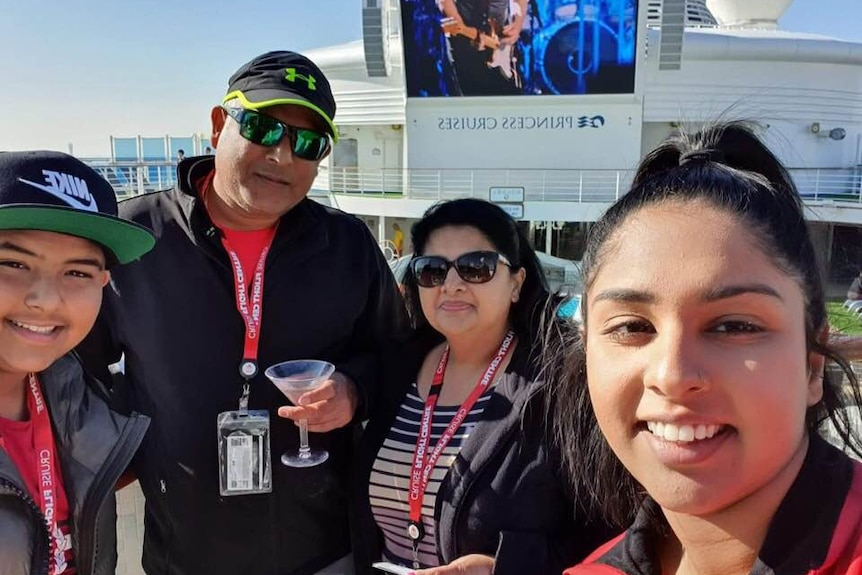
[[400, 0, 638, 97]]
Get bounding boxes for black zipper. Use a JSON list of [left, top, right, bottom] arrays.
[[185, 192, 231, 273], [75, 412, 149, 574], [200, 226, 231, 270], [0, 476, 51, 575]]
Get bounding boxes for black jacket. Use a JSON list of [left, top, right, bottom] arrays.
[[77, 156, 410, 575], [0, 354, 149, 575], [351, 337, 613, 575], [565, 437, 862, 575]]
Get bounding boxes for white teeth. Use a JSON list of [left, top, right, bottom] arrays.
[[665, 423, 679, 441], [10, 320, 56, 334], [678, 425, 694, 441], [646, 421, 722, 442]]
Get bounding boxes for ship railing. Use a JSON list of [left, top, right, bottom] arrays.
[[83, 159, 179, 198], [322, 166, 862, 205], [788, 168, 862, 204], [82, 159, 862, 207], [324, 166, 636, 202]]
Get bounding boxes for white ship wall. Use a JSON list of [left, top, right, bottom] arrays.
[[307, 5, 862, 225], [641, 29, 862, 169]]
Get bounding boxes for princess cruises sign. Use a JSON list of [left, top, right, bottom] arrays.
[[436, 115, 606, 131], [407, 101, 642, 170]]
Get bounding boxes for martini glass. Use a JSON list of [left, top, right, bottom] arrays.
[[265, 359, 335, 468]]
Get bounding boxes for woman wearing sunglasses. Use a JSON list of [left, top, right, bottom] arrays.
[[351, 199, 611, 575]]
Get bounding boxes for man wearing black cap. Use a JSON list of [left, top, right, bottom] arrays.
[[78, 51, 409, 575]]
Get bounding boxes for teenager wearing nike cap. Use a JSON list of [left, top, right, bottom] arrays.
[[0, 150, 155, 575], [77, 50, 409, 575]]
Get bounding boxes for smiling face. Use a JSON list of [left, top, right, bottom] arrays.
[[584, 200, 823, 518], [0, 230, 110, 381], [209, 103, 325, 229], [417, 225, 525, 341]]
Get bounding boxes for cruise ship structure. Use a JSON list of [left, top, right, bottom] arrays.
[[300, 0, 862, 287]]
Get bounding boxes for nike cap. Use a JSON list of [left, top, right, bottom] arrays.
[[0, 150, 155, 266], [222, 50, 338, 142]]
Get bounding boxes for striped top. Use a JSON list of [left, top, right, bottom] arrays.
[[369, 380, 494, 568]]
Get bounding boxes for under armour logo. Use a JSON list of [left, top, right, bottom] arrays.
[[284, 68, 316, 91], [577, 115, 606, 128], [18, 170, 97, 212]]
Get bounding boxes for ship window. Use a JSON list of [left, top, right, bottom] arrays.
[[333, 138, 359, 168]]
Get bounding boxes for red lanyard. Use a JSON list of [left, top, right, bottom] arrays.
[[26, 373, 67, 575], [406, 330, 515, 564], [222, 236, 272, 410]]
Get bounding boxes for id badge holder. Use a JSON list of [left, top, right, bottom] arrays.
[[217, 410, 272, 496]]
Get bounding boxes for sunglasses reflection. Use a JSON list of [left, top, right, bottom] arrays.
[[410, 251, 512, 287], [223, 106, 331, 161]]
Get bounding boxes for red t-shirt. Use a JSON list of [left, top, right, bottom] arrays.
[[0, 404, 76, 574], [221, 226, 277, 286], [198, 168, 277, 280]]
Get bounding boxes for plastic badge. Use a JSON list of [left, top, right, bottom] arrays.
[[217, 410, 272, 496]]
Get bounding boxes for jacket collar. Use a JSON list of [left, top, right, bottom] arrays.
[[40, 354, 88, 428], [0, 355, 88, 490], [176, 155, 215, 203], [597, 436, 855, 575], [173, 156, 325, 262]]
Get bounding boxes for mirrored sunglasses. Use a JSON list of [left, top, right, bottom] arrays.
[[223, 107, 331, 161], [410, 251, 512, 288]]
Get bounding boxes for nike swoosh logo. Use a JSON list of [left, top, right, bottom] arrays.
[[18, 177, 97, 212]]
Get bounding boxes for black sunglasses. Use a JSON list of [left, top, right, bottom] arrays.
[[223, 107, 331, 161], [410, 251, 512, 288]]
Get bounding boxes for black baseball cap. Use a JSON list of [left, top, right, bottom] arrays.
[[0, 150, 155, 265], [222, 50, 338, 143]]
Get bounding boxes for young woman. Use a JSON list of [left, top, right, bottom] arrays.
[[553, 122, 862, 575], [352, 199, 610, 575]]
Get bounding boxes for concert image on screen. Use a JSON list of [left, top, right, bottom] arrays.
[[400, 0, 638, 97]]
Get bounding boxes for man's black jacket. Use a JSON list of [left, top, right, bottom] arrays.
[[77, 156, 410, 575]]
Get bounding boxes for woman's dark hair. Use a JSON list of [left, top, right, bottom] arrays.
[[547, 121, 862, 527], [403, 198, 551, 350]]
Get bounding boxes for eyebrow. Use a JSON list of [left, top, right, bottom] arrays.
[[0, 241, 37, 257], [592, 283, 783, 305], [66, 258, 106, 270], [592, 288, 656, 304], [0, 241, 105, 270], [704, 283, 783, 302]]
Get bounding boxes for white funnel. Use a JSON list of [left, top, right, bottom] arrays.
[[705, 0, 792, 29]]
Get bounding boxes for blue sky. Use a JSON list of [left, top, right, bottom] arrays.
[[0, 0, 858, 157]]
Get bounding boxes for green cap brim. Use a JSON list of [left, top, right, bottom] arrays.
[[223, 90, 338, 144], [0, 205, 155, 265]]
